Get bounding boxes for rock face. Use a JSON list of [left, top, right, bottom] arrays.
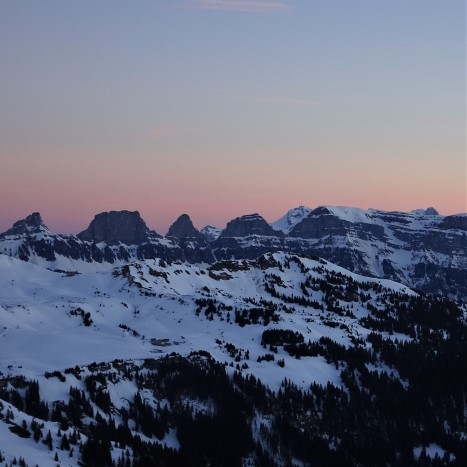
[[1, 206, 466, 300], [212, 214, 285, 261], [167, 214, 202, 240], [288, 206, 386, 240], [200, 225, 222, 242], [439, 215, 467, 231], [425, 207, 439, 216], [78, 211, 161, 245], [0, 212, 48, 236], [220, 214, 283, 238], [167, 214, 214, 263]]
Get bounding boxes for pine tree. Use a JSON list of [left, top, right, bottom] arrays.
[[43, 430, 53, 450], [60, 434, 70, 451]]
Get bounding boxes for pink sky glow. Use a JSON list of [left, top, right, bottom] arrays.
[[0, 147, 464, 235], [0, 1, 465, 234]]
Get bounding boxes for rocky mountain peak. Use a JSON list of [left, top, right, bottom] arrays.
[[25, 212, 44, 227], [78, 210, 160, 245], [221, 213, 283, 238], [167, 214, 201, 239], [412, 207, 440, 216], [0, 212, 50, 237], [425, 207, 439, 216]]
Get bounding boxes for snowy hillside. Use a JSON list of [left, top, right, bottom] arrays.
[[0, 252, 412, 383], [1, 251, 466, 465], [270, 205, 313, 233]]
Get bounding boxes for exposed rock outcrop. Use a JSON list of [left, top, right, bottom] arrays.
[[78, 211, 161, 245], [220, 214, 284, 238], [167, 214, 214, 263], [0, 212, 49, 237], [167, 214, 202, 240]]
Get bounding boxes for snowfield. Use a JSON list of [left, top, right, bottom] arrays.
[[0, 252, 413, 387]]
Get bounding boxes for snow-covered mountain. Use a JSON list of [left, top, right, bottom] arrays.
[[283, 205, 467, 299], [0, 250, 466, 465], [1, 205, 466, 300], [200, 224, 222, 242], [210, 206, 467, 300], [271, 205, 313, 234]]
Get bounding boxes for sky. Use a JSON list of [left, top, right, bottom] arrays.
[[0, 0, 465, 234]]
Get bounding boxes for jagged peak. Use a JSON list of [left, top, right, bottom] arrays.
[[425, 207, 439, 216], [167, 214, 202, 240], [175, 213, 191, 222], [25, 212, 44, 227], [0, 212, 50, 237]]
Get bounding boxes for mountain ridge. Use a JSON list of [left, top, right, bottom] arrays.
[[1, 205, 466, 299]]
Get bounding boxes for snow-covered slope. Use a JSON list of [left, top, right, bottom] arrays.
[[0, 252, 466, 466], [0, 252, 413, 384], [271, 205, 313, 233], [200, 225, 222, 241]]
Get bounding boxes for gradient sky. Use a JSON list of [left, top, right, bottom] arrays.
[[0, 0, 465, 234]]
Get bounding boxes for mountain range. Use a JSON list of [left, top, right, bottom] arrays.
[[1, 205, 466, 300]]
